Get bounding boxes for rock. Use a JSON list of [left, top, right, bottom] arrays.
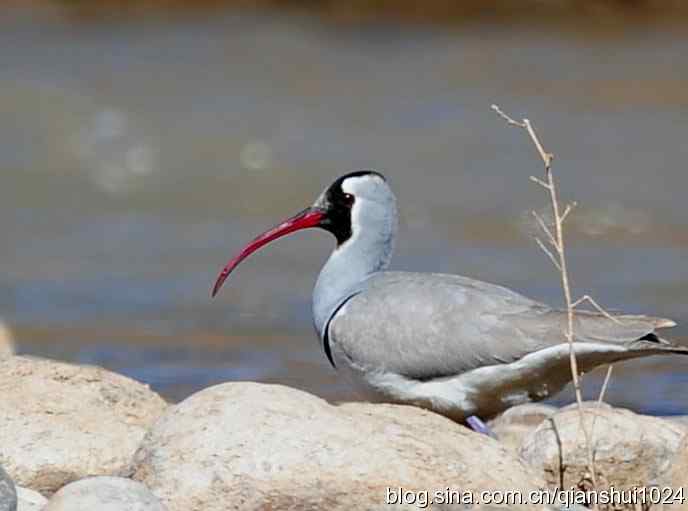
[[493, 403, 559, 426], [132, 382, 546, 511], [520, 405, 686, 500], [0, 465, 17, 511], [43, 477, 166, 511], [656, 434, 688, 511], [0, 321, 14, 359], [489, 403, 558, 453], [0, 356, 167, 494], [16, 487, 46, 511], [661, 415, 688, 429], [559, 400, 612, 413]]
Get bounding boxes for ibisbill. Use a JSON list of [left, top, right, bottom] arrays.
[[212, 170, 686, 435]]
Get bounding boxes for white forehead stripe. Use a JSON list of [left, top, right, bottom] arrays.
[[341, 174, 384, 195]]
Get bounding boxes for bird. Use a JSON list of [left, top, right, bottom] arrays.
[[212, 170, 686, 435]]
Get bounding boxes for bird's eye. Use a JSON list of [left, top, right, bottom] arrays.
[[343, 193, 355, 205]]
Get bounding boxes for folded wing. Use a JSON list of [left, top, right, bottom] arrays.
[[329, 271, 679, 381]]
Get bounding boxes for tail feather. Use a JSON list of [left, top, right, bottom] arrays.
[[630, 334, 688, 355], [655, 318, 678, 328], [577, 312, 686, 354], [573, 311, 678, 345]]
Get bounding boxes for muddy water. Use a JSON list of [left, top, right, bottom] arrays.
[[1, 13, 687, 413]]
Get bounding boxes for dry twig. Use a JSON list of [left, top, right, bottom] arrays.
[[492, 104, 623, 497]]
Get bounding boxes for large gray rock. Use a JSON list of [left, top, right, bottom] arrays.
[[43, 477, 165, 511], [489, 403, 558, 454], [16, 487, 46, 511], [0, 465, 16, 511], [559, 400, 613, 413], [0, 356, 167, 494], [661, 415, 688, 429], [656, 434, 688, 511], [520, 404, 686, 500], [132, 382, 547, 511], [0, 321, 14, 359]]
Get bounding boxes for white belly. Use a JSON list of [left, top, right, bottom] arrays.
[[330, 338, 627, 421]]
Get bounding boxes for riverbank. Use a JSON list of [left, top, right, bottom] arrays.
[[1, 353, 686, 510]]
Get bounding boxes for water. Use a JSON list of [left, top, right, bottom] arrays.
[[2, 12, 688, 414]]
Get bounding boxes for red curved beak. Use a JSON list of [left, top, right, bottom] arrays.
[[211, 207, 325, 297]]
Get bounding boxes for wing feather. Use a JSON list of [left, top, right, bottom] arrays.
[[329, 271, 676, 380]]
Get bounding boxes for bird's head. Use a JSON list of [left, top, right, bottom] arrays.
[[211, 170, 395, 297]]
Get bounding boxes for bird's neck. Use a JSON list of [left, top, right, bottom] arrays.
[[312, 217, 397, 339]]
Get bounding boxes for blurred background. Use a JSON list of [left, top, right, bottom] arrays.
[[1, 0, 687, 414]]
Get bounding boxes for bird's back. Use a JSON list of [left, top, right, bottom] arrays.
[[328, 271, 677, 381]]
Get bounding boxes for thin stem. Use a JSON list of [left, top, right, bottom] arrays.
[[598, 365, 614, 405], [561, 202, 577, 223], [532, 211, 558, 249], [529, 175, 552, 189], [571, 295, 622, 324], [493, 104, 600, 497], [534, 237, 562, 271], [589, 365, 614, 463]]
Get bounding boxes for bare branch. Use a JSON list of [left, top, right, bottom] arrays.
[[493, 104, 601, 498], [561, 201, 577, 223], [532, 210, 558, 249], [522, 119, 554, 170], [590, 365, 614, 452], [529, 175, 551, 190], [534, 237, 562, 271], [491, 104, 526, 128], [572, 295, 622, 324], [598, 365, 614, 405]]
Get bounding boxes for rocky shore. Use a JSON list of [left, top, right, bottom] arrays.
[[0, 352, 686, 510]]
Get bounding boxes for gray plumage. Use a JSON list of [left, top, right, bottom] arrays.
[[327, 271, 682, 420], [214, 171, 687, 423], [309, 173, 685, 421]]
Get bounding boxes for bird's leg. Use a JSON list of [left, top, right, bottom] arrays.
[[465, 415, 497, 439]]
